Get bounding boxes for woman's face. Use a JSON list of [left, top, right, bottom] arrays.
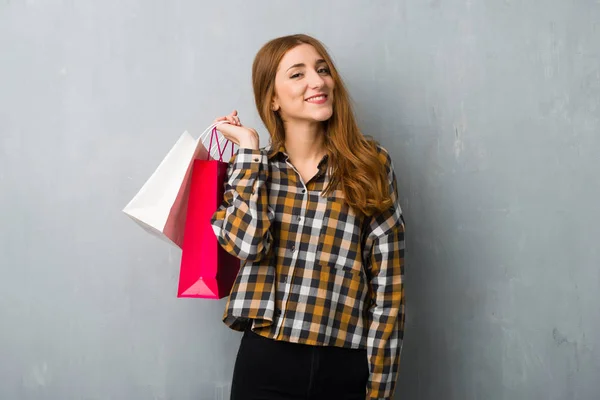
[[272, 44, 335, 125]]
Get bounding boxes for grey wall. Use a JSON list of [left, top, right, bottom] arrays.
[[1, 1, 599, 399]]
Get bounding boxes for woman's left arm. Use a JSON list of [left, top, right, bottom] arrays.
[[363, 149, 406, 400]]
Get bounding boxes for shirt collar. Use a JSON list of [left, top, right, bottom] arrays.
[[270, 145, 329, 171]]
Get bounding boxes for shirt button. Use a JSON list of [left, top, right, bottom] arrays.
[[302, 189, 306, 194], [297, 216, 302, 222], [253, 158, 259, 162], [290, 245, 295, 252]]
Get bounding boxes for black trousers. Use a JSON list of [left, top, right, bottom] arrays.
[[230, 326, 369, 400]]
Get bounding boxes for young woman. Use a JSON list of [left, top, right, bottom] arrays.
[[210, 34, 405, 400]]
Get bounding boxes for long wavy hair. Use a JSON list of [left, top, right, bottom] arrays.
[[251, 34, 393, 217]]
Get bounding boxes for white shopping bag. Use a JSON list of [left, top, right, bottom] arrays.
[[123, 122, 231, 248]]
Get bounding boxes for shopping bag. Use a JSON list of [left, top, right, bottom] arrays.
[[178, 128, 240, 298], [122, 122, 229, 248]]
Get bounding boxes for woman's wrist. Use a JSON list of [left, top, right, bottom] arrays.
[[238, 137, 260, 150]]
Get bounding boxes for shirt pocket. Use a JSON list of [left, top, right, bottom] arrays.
[[316, 190, 365, 278]]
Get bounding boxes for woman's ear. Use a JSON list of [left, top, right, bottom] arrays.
[[271, 95, 280, 112]]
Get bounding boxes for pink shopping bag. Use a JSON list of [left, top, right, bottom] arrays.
[[178, 128, 240, 298]]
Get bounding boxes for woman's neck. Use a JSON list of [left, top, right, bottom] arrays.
[[283, 120, 326, 165]]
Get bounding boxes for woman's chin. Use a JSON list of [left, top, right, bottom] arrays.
[[310, 109, 334, 122]]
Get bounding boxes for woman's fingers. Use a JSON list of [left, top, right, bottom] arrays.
[[228, 110, 240, 125], [214, 110, 240, 125], [225, 115, 241, 126], [214, 111, 235, 122]]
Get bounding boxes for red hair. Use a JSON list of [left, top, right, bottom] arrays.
[[252, 34, 393, 216]]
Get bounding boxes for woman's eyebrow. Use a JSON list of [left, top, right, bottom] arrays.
[[286, 59, 327, 72]]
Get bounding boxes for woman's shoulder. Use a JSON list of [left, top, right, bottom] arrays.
[[371, 141, 394, 173]]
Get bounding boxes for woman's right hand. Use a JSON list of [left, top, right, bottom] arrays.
[[214, 110, 260, 150]]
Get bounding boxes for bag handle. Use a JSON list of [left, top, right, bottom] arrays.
[[198, 121, 234, 162], [206, 127, 234, 162]]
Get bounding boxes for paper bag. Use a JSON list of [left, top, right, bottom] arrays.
[[178, 129, 240, 298], [122, 122, 228, 248]]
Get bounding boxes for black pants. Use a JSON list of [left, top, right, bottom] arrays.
[[230, 326, 369, 400]]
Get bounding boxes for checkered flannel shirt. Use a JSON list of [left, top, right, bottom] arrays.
[[211, 145, 405, 400]]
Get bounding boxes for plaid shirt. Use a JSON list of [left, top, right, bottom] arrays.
[[211, 145, 405, 400]]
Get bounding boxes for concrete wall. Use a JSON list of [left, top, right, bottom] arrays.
[[1, 1, 599, 399]]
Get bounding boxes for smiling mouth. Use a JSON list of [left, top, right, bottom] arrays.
[[305, 94, 328, 103]]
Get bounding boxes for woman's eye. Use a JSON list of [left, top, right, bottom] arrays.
[[318, 67, 330, 74], [290, 72, 303, 79]]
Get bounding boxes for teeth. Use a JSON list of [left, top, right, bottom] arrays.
[[307, 95, 326, 101]]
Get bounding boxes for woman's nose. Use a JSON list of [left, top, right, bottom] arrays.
[[307, 70, 325, 89]]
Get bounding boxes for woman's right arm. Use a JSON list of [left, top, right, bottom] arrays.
[[209, 111, 274, 262], [210, 148, 274, 261]]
